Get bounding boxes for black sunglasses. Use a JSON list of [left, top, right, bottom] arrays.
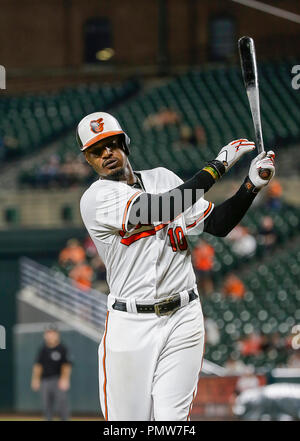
[[88, 138, 123, 156]]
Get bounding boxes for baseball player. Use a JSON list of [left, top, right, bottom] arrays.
[[77, 112, 275, 421]]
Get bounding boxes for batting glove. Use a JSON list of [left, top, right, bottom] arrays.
[[216, 139, 256, 171], [205, 139, 256, 179], [248, 150, 275, 189]]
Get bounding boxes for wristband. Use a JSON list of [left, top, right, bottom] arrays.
[[206, 159, 226, 179], [243, 176, 259, 194], [202, 166, 219, 181]]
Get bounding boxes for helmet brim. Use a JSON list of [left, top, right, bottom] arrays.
[[80, 130, 124, 152]]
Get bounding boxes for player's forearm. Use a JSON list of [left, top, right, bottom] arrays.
[[60, 363, 72, 381], [32, 363, 43, 381], [129, 165, 221, 225], [203, 176, 258, 237]]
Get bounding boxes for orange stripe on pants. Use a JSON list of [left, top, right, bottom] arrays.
[[187, 339, 206, 420], [102, 311, 110, 421], [187, 389, 196, 421]]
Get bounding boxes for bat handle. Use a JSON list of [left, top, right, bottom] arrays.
[[257, 145, 272, 180], [256, 138, 271, 181], [259, 168, 271, 180]]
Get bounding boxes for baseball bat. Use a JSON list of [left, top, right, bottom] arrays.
[[238, 36, 271, 180]]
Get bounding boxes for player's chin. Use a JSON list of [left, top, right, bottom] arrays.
[[103, 165, 125, 180]]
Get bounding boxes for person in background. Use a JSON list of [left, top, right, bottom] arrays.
[[225, 224, 244, 243], [143, 108, 181, 130], [194, 125, 207, 148], [228, 365, 260, 415], [83, 235, 98, 258], [234, 366, 260, 395], [36, 154, 60, 188], [231, 226, 257, 259], [90, 255, 108, 293], [238, 332, 264, 357], [258, 216, 278, 253], [286, 351, 300, 368], [31, 325, 72, 421], [3, 134, 19, 158], [69, 260, 94, 291], [192, 239, 215, 295], [173, 125, 197, 150], [204, 316, 220, 346], [225, 354, 248, 375], [58, 238, 86, 272], [222, 273, 246, 299], [264, 179, 283, 211], [173, 124, 207, 151]]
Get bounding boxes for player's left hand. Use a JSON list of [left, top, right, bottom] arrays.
[[216, 139, 256, 172], [248, 150, 275, 189]]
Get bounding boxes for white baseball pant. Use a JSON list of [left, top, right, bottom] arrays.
[[98, 296, 205, 421]]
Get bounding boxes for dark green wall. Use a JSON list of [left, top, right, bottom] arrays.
[[15, 330, 100, 414], [0, 227, 86, 411]]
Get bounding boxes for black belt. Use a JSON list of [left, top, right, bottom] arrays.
[[112, 289, 198, 317]]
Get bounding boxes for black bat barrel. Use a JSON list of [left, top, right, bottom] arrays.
[[238, 36, 257, 89]]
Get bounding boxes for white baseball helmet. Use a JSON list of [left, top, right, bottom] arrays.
[[76, 112, 130, 155]]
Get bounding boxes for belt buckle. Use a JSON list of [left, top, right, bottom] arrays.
[[154, 295, 178, 317]]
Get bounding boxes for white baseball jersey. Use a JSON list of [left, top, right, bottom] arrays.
[[80, 167, 214, 300], [80, 166, 213, 421]]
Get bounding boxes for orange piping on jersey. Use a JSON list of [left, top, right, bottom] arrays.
[[121, 229, 157, 245], [120, 199, 210, 245], [186, 202, 213, 230], [119, 201, 185, 246], [103, 311, 110, 421], [154, 222, 168, 232], [120, 222, 168, 246], [122, 191, 142, 232]]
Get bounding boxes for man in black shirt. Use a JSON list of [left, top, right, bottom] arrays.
[[31, 325, 72, 421]]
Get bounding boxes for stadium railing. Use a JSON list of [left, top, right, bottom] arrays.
[[19, 257, 107, 342]]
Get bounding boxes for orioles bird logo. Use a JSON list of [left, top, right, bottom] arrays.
[[90, 118, 104, 134]]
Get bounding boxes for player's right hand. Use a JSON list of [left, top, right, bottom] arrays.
[[248, 150, 275, 189], [216, 139, 256, 172]]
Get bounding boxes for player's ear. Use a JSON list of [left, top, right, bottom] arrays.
[[83, 151, 92, 165]]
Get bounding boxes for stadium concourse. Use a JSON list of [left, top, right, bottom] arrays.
[[1, 61, 300, 421]]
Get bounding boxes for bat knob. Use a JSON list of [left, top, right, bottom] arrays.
[[259, 168, 271, 180]]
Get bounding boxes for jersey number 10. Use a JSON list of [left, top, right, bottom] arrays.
[[167, 227, 188, 252]]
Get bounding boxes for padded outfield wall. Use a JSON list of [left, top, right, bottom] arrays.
[[0, 228, 86, 411]]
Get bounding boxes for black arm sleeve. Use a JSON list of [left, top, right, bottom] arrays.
[[203, 177, 258, 237], [128, 168, 216, 225]]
